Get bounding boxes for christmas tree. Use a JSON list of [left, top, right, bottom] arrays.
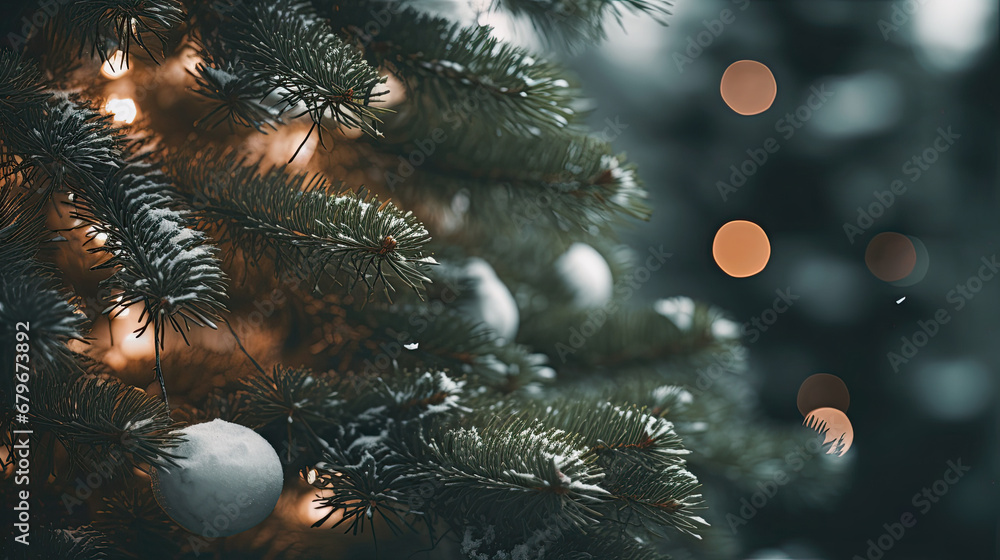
[[0, 1, 848, 558]]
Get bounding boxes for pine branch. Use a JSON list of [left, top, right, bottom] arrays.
[[0, 188, 88, 376], [28, 372, 186, 472], [197, 0, 386, 143], [165, 149, 435, 299], [69, 0, 186, 63], [362, 302, 554, 392], [189, 61, 280, 132], [339, 3, 579, 136], [93, 488, 184, 560], [18, 526, 116, 560], [0, 54, 229, 341], [495, 0, 673, 46], [403, 419, 610, 535], [519, 298, 738, 369], [78, 156, 229, 337]]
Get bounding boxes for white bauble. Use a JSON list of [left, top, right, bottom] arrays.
[[150, 419, 283, 537], [555, 243, 613, 308], [459, 258, 519, 343]]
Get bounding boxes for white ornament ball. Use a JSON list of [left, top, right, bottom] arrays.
[[459, 258, 519, 343], [150, 419, 283, 537], [555, 243, 613, 308]]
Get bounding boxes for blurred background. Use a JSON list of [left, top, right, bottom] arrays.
[[475, 0, 999, 557], [556, 1, 998, 558]]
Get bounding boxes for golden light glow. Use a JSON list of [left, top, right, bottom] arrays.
[[796, 373, 850, 417], [804, 407, 854, 456], [865, 232, 916, 282], [88, 226, 108, 246], [100, 50, 130, 79], [295, 493, 342, 527], [720, 60, 777, 116], [712, 220, 771, 278], [104, 97, 137, 124], [372, 70, 407, 108], [110, 302, 154, 360]]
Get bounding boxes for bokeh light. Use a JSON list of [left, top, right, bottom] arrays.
[[104, 96, 138, 124], [100, 50, 130, 79], [803, 407, 854, 456], [713, 220, 771, 277], [720, 60, 777, 116], [908, 359, 995, 421], [796, 373, 850, 416], [889, 235, 930, 287], [864, 232, 916, 281]]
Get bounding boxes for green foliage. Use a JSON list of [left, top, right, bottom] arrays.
[[29, 372, 185, 472], [340, 3, 579, 136], [495, 0, 673, 46], [166, 150, 435, 299], [70, 0, 186, 62], [195, 0, 385, 145], [0, 189, 88, 375], [16, 526, 115, 560], [0, 54, 229, 340]]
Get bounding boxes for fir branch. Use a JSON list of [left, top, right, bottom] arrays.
[[409, 420, 609, 535], [516, 401, 690, 470], [495, 0, 673, 46], [189, 61, 279, 131], [77, 157, 229, 338], [29, 372, 186, 471], [340, 4, 578, 136], [312, 448, 414, 536], [0, 188, 88, 375], [362, 302, 554, 392], [0, 55, 228, 345], [203, 0, 386, 145], [19, 526, 116, 560], [602, 461, 706, 538], [93, 489, 183, 559], [237, 365, 343, 460], [166, 150, 434, 299], [69, 0, 186, 63]]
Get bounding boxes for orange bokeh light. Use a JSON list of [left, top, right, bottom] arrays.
[[720, 60, 777, 116], [865, 232, 917, 282], [796, 373, 850, 417], [804, 407, 854, 456], [712, 220, 771, 278]]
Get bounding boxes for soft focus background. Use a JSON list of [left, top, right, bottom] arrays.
[[477, 0, 998, 558]]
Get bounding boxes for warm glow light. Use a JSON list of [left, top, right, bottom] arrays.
[[720, 60, 777, 116], [865, 232, 916, 282], [372, 70, 407, 108], [797, 373, 850, 417], [296, 493, 342, 527], [100, 50, 130, 79], [804, 407, 854, 456], [87, 226, 108, 246], [104, 97, 137, 124], [712, 220, 771, 278]]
